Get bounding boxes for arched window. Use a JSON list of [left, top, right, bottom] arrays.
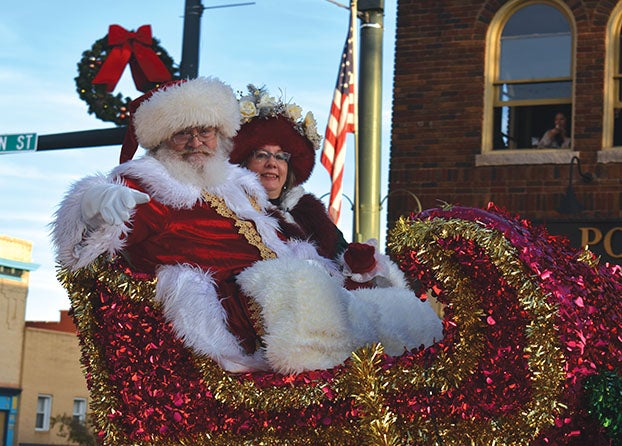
[[604, 2, 622, 150], [484, 1, 574, 152]]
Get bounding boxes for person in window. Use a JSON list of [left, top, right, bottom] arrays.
[[537, 112, 571, 148]]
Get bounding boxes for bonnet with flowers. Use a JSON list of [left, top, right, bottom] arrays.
[[230, 85, 322, 185]]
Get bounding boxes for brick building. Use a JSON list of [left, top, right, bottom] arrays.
[[389, 0, 622, 263], [0, 235, 89, 446]]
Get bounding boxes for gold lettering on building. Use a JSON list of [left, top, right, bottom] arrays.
[[579, 227, 602, 247], [579, 226, 622, 258], [603, 227, 622, 258]]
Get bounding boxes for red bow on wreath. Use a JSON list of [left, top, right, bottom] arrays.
[[92, 24, 172, 93]]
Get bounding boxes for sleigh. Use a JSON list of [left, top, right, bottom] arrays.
[[57, 203, 622, 445]]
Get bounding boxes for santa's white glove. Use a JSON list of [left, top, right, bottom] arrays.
[[81, 183, 150, 228]]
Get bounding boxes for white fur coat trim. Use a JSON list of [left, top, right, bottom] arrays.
[[237, 258, 356, 374], [277, 185, 306, 222], [51, 174, 129, 270]]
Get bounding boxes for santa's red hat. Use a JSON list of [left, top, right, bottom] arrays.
[[120, 77, 240, 163]]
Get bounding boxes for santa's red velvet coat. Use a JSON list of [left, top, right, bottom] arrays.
[[52, 155, 443, 375]]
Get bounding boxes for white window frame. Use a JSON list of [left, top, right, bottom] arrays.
[[73, 398, 87, 424], [35, 395, 52, 431]]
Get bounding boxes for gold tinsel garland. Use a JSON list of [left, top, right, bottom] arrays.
[[350, 344, 401, 445], [387, 216, 567, 444]]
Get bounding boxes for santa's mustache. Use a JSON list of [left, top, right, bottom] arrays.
[[183, 148, 213, 156], [181, 142, 213, 153], [151, 137, 232, 165]]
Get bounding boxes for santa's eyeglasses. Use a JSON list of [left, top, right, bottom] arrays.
[[171, 127, 217, 145], [251, 150, 291, 163]]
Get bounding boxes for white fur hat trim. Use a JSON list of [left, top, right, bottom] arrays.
[[133, 76, 241, 149]]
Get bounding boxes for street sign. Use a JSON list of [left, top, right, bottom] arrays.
[[0, 133, 38, 153]]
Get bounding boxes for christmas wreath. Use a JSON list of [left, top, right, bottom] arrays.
[[75, 25, 180, 125]]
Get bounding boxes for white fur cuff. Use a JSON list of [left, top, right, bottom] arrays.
[[237, 258, 356, 374]]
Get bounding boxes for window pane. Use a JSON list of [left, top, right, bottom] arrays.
[[613, 25, 622, 146], [35, 395, 51, 430], [498, 81, 572, 102], [493, 104, 572, 150], [618, 31, 622, 103], [35, 413, 44, 429], [614, 109, 622, 146], [500, 4, 571, 81], [73, 398, 86, 423]]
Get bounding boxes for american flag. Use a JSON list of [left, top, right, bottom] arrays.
[[321, 10, 356, 224]]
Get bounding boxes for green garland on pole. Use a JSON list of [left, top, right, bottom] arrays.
[[75, 35, 179, 125]]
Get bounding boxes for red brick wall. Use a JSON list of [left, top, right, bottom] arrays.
[[389, 0, 622, 227], [25, 310, 77, 334]]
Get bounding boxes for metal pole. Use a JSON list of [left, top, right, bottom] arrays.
[[357, 0, 384, 242], [37, 127, 127, 151], [351, 0, 361, 243], [180, 0, 204, 78]]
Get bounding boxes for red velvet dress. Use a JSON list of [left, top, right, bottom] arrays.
[[275, 192, 348, 260], [274, 191, 373, 289]]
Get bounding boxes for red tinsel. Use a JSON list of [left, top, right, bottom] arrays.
[[64, 202, 622, 445], [397, 203, 622, 444]]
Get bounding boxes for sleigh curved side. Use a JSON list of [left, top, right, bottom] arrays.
[[57, 203, 622, 445]]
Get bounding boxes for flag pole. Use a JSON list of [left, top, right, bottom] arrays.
[[351, 0, 361, 242], [357, 0, 384, 244]]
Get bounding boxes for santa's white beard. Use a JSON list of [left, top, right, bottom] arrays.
[[150, 140, 231, 189]]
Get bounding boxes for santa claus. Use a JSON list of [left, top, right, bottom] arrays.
[[51, 77, 442, 375]]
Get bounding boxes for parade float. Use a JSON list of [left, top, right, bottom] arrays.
[[57, 203, 622, 445]]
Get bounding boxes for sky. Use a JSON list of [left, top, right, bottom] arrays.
[[0, 0, 397, 321]]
